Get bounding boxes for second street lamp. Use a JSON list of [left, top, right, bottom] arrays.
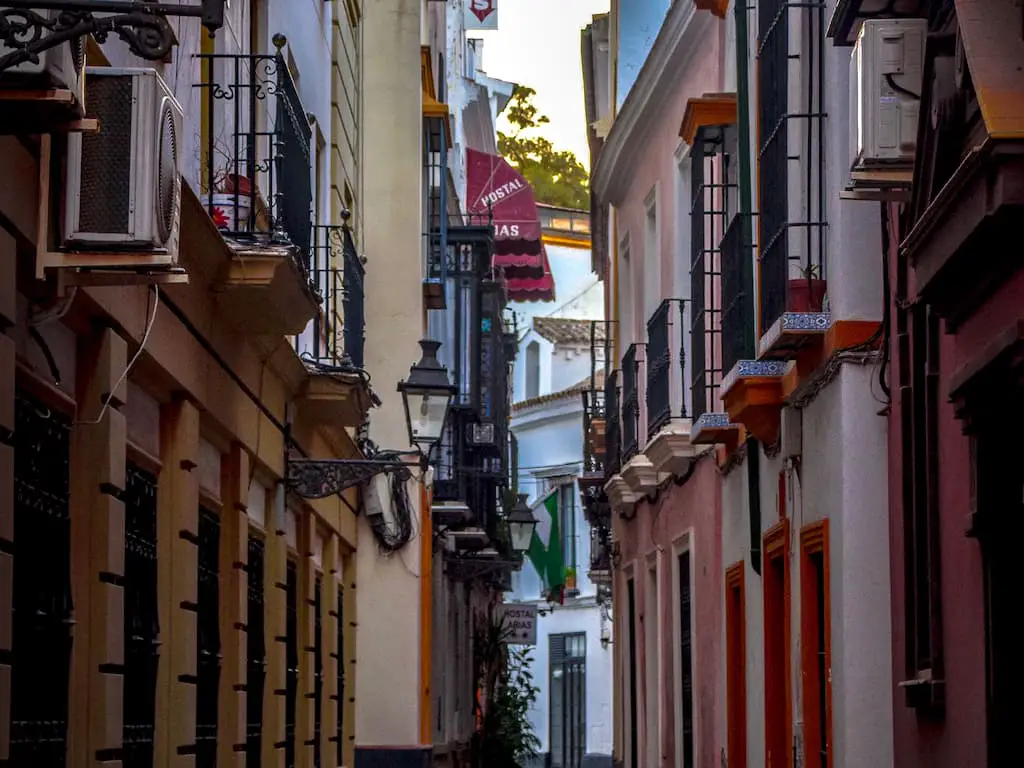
[[507, 493, 538, 554]]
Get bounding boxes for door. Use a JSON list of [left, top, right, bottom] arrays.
[[550, 633, 587, 768]]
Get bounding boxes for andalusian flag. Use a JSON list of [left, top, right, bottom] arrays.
[[527, 489, 565, 598]]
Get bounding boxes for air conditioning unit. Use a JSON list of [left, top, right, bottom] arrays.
[[849, 18, 927, 171], [63, 67, 182, 262], [0, 8, 86, 112]]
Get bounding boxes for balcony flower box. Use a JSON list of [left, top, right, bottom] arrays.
[[787, 277, 827, 312]]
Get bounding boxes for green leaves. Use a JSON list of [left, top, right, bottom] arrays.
[[499, 85, 590, 210]]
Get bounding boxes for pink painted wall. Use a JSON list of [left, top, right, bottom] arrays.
[[614, 21, 724, 353], [886, 208, 988, 768], [618, 457, 722, 768]]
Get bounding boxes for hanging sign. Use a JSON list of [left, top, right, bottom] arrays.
[[465, 0, 498, 30], [499, 602, 538, 645]]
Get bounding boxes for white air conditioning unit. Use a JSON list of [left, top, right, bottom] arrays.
[[63, 67, 182, 261], [0, 8, 86, 112], [849, 18, 927, 171]]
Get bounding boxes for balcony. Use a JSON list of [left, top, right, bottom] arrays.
[[293, 224, 370, 431], [196, 45, 319, 335], [621, 343, 642, 461], [588, 522, 612, 587], [645, 299, 696, 476], [756, 0, 830, 359]]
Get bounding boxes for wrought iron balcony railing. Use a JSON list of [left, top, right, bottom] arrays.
[[196, 46, 313, 273], [757, 0, 828, 333], [295, 225, 365, 369], [589, 522, 612, 584], [720, 214, 755, 376], [621, 344, 642, 461], [646, 299, 687, 436], [604, 369, 621, 479]]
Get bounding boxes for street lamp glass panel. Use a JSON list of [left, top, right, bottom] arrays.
[[405, 389, 452, 447], [507, 494, 537, 553]]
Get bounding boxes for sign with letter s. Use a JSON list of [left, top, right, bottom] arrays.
[[465, 0, 498, 30]]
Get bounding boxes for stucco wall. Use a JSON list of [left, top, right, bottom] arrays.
[[617, 456, 722, 768]]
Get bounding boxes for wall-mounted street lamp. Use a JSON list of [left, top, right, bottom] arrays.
[[507, 493, 537, 554], [0, 1, 227, 73], [287, 339, 456, 499]]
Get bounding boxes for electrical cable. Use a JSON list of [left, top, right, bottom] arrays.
[[75, 285, 160, 427], [886, 73, 921, 102]]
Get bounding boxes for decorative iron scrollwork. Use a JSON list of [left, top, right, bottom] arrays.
[[286, 453, 415, 499], [0, 1, 225, 74]]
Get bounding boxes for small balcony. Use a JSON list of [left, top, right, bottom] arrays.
[[645, 299, 696, 476], [196, 44, 318, 335], [621, 343, 642, 461]]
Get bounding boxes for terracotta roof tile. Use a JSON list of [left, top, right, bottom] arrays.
[[512, 369, 606, 412], [531, 317, 607, 346]]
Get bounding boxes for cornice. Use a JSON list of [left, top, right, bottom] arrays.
[[592, 4, 713, 206]]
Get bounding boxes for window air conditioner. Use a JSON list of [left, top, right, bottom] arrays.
[[849, 18, 927, 171], [63, 67, 182, 261], [0, 8, 86, 113]]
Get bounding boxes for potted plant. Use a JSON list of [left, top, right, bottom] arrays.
[[787, 264, 827, 312]]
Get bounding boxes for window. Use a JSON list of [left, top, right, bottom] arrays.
[[619, 232, 633, 339], [124, 463, 160, 768], [644, 187, 659, 321], [525, 341, 541, 400], [10, 391, 72, 766], [559, 482, 578, 574], [285, 560, 299, 768], [313, 577, 324, 768], [644, 561, 660, 768], [196, 507, 222, 768], [677, 550, 694, 768], [335, 585, 345, 767], [550, 633, 587, 768], [756, 0, 827, 333], [898, 300, 942, 702], [800, 521, 831, 768], [675, 150, 693, 417], [247, 536, 266, 767], [763, 521, 791, 768], [627, 578, 639, 768], [725, 563, 746, 768]]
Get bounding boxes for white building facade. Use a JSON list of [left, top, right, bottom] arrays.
[[509, 313, 613, 768]]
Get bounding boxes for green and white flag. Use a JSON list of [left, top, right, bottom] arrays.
[[527, 489, 565, 597]]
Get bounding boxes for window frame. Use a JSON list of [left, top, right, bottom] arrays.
[[672, 533, 697, 768], [725, 561, 746, 768], [762, 520, 792, 768], [800, 520, 832, 768]]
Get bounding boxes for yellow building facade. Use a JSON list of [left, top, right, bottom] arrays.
[[0, 2, 367, 767]]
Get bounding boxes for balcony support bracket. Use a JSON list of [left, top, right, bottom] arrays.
[[0, 1, 226, 73]]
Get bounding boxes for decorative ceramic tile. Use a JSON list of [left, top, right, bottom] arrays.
[[691, 412, 738, 444], [759, 311, 832, 357], [722, 359, 789, 394]]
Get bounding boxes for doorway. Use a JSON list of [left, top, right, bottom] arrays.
[[550, 633, 586, 768]]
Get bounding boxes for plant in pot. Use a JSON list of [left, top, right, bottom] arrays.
[[787, 264, 827, 313]]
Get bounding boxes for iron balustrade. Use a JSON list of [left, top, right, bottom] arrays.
[[720, 213, 756, 376], [423, 116, 450, 294], [196, 507, 221, 767], [757, 0, 828, 333], [247, 536, 267, 768], [582, 388, 606, 477], [313, 577, 323, 768], [124, 464, 160, 768], [690, 125, 736, 420], [646, 299, 687, 437], [196, 46, 313, 273], [285, 560, 299, 768], [604, 369, 621, 479], [10, 390, 73, 768], [300, 225, 365, 368], [621, 344, 642, 462]]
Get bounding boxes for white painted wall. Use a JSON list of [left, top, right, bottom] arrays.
[[509, 244, 604, 328]]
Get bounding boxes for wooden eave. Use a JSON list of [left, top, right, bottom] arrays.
[[679, 93, 737, 144], [421, 45, 453, 147]]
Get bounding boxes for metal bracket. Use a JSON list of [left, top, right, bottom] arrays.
[[286, 451, 420, 499], [0, 1, 225, 73]]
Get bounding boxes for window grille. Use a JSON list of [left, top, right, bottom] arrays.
[[247, 536, 266, 767]]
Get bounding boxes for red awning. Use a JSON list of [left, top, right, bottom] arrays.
[[465, 147, 555, 302], [506, 244, 556, 303]]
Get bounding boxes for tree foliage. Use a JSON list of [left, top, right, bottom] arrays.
[[498, 85, 590, 210]]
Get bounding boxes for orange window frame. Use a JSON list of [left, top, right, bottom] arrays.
[[725, 562, 746, 768], [800, 520, 832, 768], [763, 520, 791, 768]]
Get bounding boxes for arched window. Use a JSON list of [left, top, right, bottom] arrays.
[[525, 342, 540, 400]]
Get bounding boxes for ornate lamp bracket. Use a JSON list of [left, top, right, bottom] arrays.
[[286, 451, 422, 500], [0, 1, 226, 73]]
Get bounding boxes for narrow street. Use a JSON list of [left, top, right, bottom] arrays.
[[1, 1, 1021, 767]]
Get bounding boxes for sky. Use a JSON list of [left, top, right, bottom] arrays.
[[473, 0, 611, 164]]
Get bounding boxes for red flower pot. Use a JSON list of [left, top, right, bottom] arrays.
[[787, 278, 827, 312]]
